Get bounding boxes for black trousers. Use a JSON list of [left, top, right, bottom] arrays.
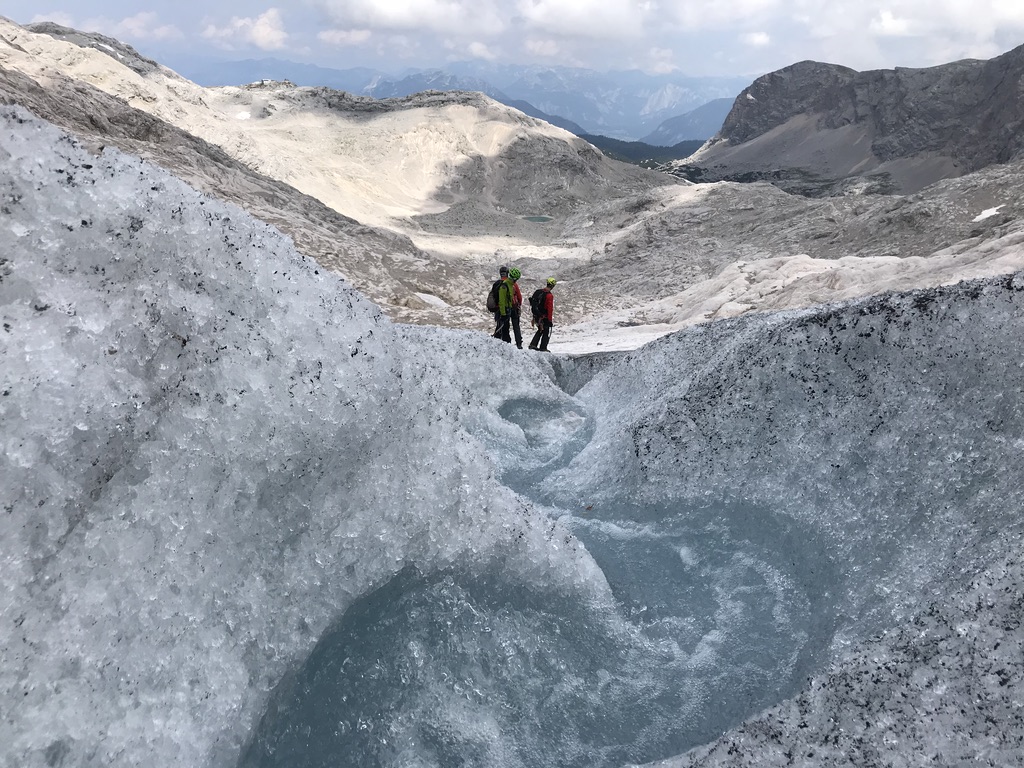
[[510, 309, 523, 347], [493, 313, 511, 343], [529, 318, 551, 350]]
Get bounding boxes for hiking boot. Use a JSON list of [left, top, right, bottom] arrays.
[[516, 344, 523, 349], [528, 345, 538, 350], [538, 348, 550, 352]]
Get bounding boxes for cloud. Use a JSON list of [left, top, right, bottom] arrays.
[[30, 12, 74, 27], [663, 0, 783, 29], [870, 9, 914, 36], [316, 0, 505, 36], [29, 10, 180, 45], [791, 0, 1024, 45], [114, 12, 182, 42], [993, 0, 1024, 25], [775, 0, 1024, 72], [524, 38, 562, 58], [370, 33, 423, 63], [34, 0, 1024, 79], [318, 29, 372, 46], [644, 47, 678, 74], [202, 8, 288, 51], [516, 0, 646, 39], [467, 41, 498, 61]]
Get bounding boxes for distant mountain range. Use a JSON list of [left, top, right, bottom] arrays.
[[640, 97, 735, 145], [164, 55, 748, 142]]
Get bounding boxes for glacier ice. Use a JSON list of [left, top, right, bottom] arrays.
[[0, 108, 600, 767], [547, 276, 1024, 764], [3, 104, 1024, 768]]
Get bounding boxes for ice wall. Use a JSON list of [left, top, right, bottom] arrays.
[[0, 107, 599, 768], [550, 275, 1024, 764]]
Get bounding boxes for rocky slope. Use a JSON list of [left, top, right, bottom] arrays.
[[548, 155, 1024, 332], [0, 17, 671, 328], [3, 16, 1023, 341], [683, 45, 1024, 196]]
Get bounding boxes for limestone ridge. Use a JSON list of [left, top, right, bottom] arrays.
[[683, 44, 1024, 196], [240, 82, 505, 116], [26, 20, 164, 77], [230, 78, 637, 218]]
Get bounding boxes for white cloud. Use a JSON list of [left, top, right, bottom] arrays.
[[318, 29, 372, 46], [315, 0, 1024, 74], [202, 8, 288, 51], [30, 12, 74, 26], [516, 0, 645, 39], [636, 46, 678, 74], [28, 10, 181, 45], [993, 0, 1024, 25], [775, 0, 1024, 72], [467, 41, 498, 61], [371, 33, 422, 62], [317, 0, 505, 36], [870, 10, 913, 36], [114, 12, 182, 42], [742, 31, 771, 46], [791, 0, 1024, 44], [663, 0, 783, 29], [32, 0, 1024, 79], [524, 38, 562, 58]]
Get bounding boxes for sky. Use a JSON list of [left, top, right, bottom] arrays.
[[3, 1, 1024, 78]]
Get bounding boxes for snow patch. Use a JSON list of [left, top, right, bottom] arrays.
[[972, 205, 1003, 222], [413, 291, 450, 308], [97, 42, 122, 59]]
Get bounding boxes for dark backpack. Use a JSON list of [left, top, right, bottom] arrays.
[[529, 288, 546, 319], [486, 279, 502, 313]]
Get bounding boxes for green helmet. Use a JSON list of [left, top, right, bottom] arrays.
[[509, 267, 521, 280], [547, 277, 557, 287]]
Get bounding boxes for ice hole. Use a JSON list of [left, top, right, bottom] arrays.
[[241, 501, 839, 768]]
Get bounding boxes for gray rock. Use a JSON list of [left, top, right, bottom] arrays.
[[684, 45, 1024, 195], [26, 21, 163, 77]]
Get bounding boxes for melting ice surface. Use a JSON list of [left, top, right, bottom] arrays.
[[242, 436, 839, 767], [4, 106, 1024, 768]]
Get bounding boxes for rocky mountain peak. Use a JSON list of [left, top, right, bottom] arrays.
[[718, 60, 857, 145], [690, 43, 1024, 194]]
